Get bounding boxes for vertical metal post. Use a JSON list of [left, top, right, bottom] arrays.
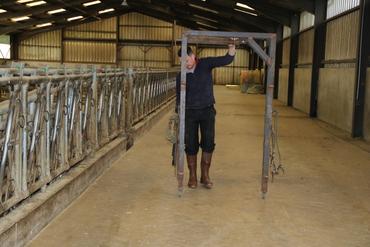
[[63, 78, 69, 166], [119, 71, 126, 133], [126, 68, 134, 148], [248, 48, 254, 70], [116, 16, 120, 66], [91, 66, 99, 150], [145, 68, 149, 116], [274, 25, 283, 99], [21, 81, 28, 192], [37, 81, 47, 192], [352, 0, 370, 137], [261, 35, 277, 198], [177, 34, 188, 195], [253, 50, 258, 70], [10, 34, 19, 61], [45, 80, 51, 180], [287, 14, 300, 106], [248, 48, 253, 70], [172, 20, 176, 66], [61, 28, 65, 64], [310, 0, 327, 117], [14, 82, 22, 197], [166, 71, 169, 101]]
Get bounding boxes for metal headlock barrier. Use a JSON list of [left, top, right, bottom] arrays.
[[0, 64, 177, 216]]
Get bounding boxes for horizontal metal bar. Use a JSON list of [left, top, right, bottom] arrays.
[[185, 30, 275, 41], [248, 38, 271, 65], [322, 59, 357, 64]]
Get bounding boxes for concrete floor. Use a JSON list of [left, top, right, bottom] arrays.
[[28, 86, 370, 247]]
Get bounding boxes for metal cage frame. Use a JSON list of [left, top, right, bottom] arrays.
[[176, 30, 277, 198]]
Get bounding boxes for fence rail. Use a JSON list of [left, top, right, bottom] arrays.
[[0, 65, 177, 215]]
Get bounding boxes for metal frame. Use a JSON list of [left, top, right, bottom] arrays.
[[0, 65, 177, 215], [177, 30, 277, 198], [352, 0, 370, 138], [287, 14, 300, 107], [310, 0, 327, 118]]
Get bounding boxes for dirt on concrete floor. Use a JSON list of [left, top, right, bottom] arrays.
[[28, 86, 370, 247]]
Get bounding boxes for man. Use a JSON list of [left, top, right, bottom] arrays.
[[176, 44, 236, 189]]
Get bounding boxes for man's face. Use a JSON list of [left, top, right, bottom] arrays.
[[186, 54, 196, 70]]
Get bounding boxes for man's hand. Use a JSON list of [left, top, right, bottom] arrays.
[[228, 44, 236, 56]]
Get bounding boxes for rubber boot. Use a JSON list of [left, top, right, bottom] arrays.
[[200, 152, 213, 189], [187, 155, 197, 189]]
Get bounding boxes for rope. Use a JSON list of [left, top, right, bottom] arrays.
[[166, 112, 179, 144], [270, 110, 285, 182]]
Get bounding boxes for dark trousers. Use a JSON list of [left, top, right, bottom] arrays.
[[185, 105, 216, 155]]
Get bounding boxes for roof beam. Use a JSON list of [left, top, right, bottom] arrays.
[[0, 2, 126, 35], [166, 0, 278, 31], [233, 0, 292, 25], [264, 0, 314, 13], [155, 0, 275, 32], [0, 0, 89, 20], [138, 0, 263, 32], [128, 3, 212, 31], [17, 9, 132, 40]]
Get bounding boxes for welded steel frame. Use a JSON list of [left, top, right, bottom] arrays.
[[177, 30, 276, 198], [0, 65, 177, 215]]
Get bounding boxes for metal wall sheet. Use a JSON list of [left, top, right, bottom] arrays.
[[119, 46, 145, 61], [174, 25, 189, 40], [300, 11, 315, 31], [19, 30, 61, 61], [325, 10, 359, 61], [282, 38, 291, 66], [21, 30, 61, 46], [119, 13, 172, 41], [278, 68, 289, 104], [120, 12, 172, 27], [119, 45, 171, 68], [65, 17, 117, 40], [364, 68, 370, 142], [145, 61, 172, 68], [298, 29, 314, 65], [234, 49, 249, 67], [318, 68, 356, 132], [120, 26, 172, 40], [293, 68, 312, 114], [214, 67, 235, 85], [327, 0, 360, 19], [119, 60, 145, 68], [198, 47, 216, 58], [64, 41, 116, 63], [146, 47, 171, 62]]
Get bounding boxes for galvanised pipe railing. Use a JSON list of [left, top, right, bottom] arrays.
[[0, 65, 177, 215]]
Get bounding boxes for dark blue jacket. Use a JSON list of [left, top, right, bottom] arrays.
[[176, 53, 234, 110]]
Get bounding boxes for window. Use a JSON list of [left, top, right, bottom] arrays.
[[327, 0, 360, 19], [300, 11, 315, 31], [0, 35, 10, 59], [283, 26, 291, 38]]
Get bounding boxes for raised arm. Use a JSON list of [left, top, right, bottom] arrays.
[[204, 44, 236, 69]]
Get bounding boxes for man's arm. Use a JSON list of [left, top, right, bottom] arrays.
[[204, 44, 236, 69]]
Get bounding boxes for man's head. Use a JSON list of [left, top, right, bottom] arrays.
[[178, 46, 196, 70]]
